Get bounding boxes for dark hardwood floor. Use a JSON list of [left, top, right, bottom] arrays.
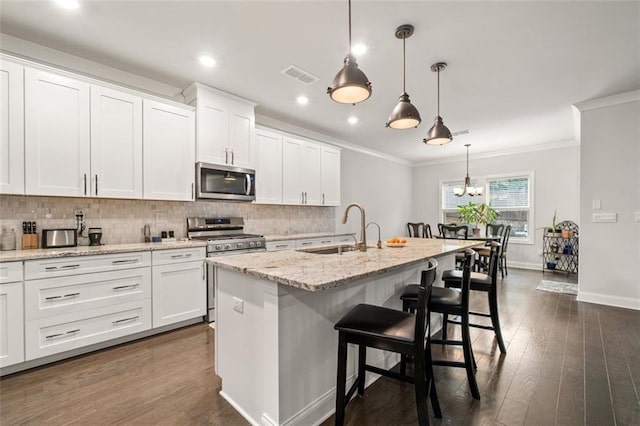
[[1, 269, 639, 425]]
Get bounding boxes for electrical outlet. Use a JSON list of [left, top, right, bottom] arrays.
[[74, 209, 84, 217], [155, 211, 164, 223], [233, 297, 244, 314], [635, 211, 640, 222]]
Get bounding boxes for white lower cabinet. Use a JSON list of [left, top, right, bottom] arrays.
[[151, 248, 206, 328], [0, 280, 25, 367], [295, 237, 335, 249]]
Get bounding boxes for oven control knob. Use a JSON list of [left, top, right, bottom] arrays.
[[215, 245, 223, 251], [256, 241, 262, 247], [224, 244, 231, 250], [249, 242, 255, 248], [237, 243, 243, 249]]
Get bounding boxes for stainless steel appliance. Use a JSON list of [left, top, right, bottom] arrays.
[[41, 229, 77, 249], [195, 162, 255, 201], [187, 217, 266, 322]]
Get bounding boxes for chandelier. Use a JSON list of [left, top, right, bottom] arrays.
[[454, 144, 483, 197]]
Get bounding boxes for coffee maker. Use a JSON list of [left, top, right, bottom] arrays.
[[88, 228, 103, 246]]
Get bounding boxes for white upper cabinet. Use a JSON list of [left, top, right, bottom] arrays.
[[184, 82, 256, 169], [143, 99, 195, 201], [25, 68, 90, 196], [90, 85, 143, 199], [282, 136, 304, 204], [300, 142, 322, 205], [0, 59, 24, 195], [255, 128, 283, 204], [320, 146, 341, 206]]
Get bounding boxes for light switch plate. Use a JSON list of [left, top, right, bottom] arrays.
[[233, 297, 244, 314], [593, 212, 617, 223], [635, 211, 640, 222], [592, 200, 601, 210]]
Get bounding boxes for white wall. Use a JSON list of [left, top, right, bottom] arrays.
[[576, 91, 640, 310], [412, 145, 580, 268]]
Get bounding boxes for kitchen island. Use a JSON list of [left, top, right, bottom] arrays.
[[208, 238, 480, 426]]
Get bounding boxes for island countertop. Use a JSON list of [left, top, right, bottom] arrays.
[[208, 238, 481, 292]]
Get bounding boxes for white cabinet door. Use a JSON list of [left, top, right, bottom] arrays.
[[143, 99, 195, 201], [90, 85, 143, 199], [301, 142, 322, 205], [282, 136, 304, 205], [0, 59, 24, 195], [321, 146, 341, 206], [0, 282, 24, 367], [152, 260, 205, 327], [196, 94, 228, 165], [228, 101, 254, 169], [255, 128, 282, 204], [25, 68, 90, 196]]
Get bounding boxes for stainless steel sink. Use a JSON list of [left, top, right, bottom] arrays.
[[296, 244, 372, 255]]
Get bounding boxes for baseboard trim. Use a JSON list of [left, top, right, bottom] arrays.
[[219, 391, 261, 426], [577, 291, 640, 311], [507, 261, 542, 271]]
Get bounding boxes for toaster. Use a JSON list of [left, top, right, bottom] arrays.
[[41, 229, 77, 249]]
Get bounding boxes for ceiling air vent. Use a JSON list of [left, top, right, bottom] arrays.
[[282, 65, 319, 85], [451, 129, 471, 137]]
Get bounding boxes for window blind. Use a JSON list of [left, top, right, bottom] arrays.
[[487, 177, 529, 209]]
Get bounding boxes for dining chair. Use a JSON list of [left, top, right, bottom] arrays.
[[407, 222, 425, 238], [334, 259, 442, 425], [439, 224, 468, 239], [424, 224, 433, 238], [477, 225, 511, 278], [485, 223, 505, 239]]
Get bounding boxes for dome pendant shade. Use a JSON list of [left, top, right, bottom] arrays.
[[423, 115, 452, 145], [327, 54, 372, 104], [387, 92, 421, 129]]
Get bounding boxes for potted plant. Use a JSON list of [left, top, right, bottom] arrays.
[[545, 210, 563, 237], [457, 202, 499, 236]]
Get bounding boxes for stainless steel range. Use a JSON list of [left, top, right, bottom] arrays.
[[187, 217, 266, 322]]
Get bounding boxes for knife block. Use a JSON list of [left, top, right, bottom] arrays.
[[22, 234, 38, 250]]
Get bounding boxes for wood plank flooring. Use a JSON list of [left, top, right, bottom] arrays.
[[1, 269, 639, 425]]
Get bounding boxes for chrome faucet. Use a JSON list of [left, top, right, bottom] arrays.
[[342, 203, 367, 252], [366, 222, 382, 249]]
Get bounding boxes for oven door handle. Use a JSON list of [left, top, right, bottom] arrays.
[[245, 173, 252, 196]]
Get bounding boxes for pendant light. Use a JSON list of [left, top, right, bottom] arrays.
[[423, 62, 452, 145], [454, 144, 483, 197], [386, 24, 421, 129], [327, 0, 372, 105]]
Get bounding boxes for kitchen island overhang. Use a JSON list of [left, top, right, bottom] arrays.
[[208, 238, 481, 426]]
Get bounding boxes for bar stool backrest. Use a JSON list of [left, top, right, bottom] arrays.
[[439, 224, 469, 239], [407, 222, 425, 238], [415, 259, 437, 342], [485, 224, 505, 238]]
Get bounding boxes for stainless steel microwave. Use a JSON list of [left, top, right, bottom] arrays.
[[195, 162, 255, 201]]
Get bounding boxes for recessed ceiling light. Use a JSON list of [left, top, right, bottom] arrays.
[[352, 43, 368, 56], [296, 96, 309, 105], [198, 55, 217, 68], [53, 0, 79, 9], [348, 116, 359, 125]]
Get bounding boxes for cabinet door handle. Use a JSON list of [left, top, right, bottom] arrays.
[[45, 292, 80, 301], [171, 253, 193, 259], [225, 148, 229, 164], [202, 262, 205, 280], [112, 316, 139, 325], [231, 149, 234, 165], [305, 192, 308, 204], [321, 240, 332, 244], [191, 182, 194, 199], [112, 259, 139, 265], [83, 173, 87, 196], [275, 244, 288, 249], [322, 193, 325, 205], [46, 329, 80, 340], [95, 174, 98, 196], [301, 242, 313, 246], [45, 264, 80, 271], [301, 192, 304, 204], [112, 283, 140, 290]]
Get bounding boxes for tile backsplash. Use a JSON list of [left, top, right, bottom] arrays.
[[0, 195, 336, 246]]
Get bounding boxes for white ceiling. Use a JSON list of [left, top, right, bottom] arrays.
[[1, 1, 639, 162]]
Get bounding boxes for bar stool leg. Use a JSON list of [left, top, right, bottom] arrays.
[[461, 313, 480, 400], [441, 313, 449, 341], [489, 289, 507, 354], [335, 333, 347, 425], [425, 341, 442, 419], [358, 345, 366, 396], [413, 345, 429, 426]]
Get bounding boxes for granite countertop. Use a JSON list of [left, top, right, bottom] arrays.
[[208, 238, 482, 292], [0, 240, 207, 262], [264, 232, 356, 242]]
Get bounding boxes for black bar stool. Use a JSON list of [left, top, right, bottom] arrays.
[[334, 259, 441, 426], [400, 249, 481, 400], [441, 242, 507, 354]]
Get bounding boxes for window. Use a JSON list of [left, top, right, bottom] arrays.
[[440, 173, 533, 242]]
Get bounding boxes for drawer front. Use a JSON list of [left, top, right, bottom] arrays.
[[152, 247, 206, 266], [295, 237, 334, 249], [266, 241, 296, 251], [25, 268, 151, 321], [334, 235, 356, 245], [25, 252, 151, 280], [25, 299, 151, 361], [0, 262, 23, 284]]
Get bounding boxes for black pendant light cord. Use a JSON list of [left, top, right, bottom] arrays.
[[348, 0, 352, 54]]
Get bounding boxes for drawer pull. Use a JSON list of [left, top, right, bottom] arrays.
[[170, 253, 193, 259], [301, 242, 313, 246], [112, 316, 139, 325], [321, 240, 332, 244], [45, 329, 80, 340], [275, 244, 289, 249], [45, 264, 80, 271], [45, 292, 80, 301], [112, 259, 139, 265], [112, 284, 140, 291]]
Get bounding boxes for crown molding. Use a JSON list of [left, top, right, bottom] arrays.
[[413, 139, 580, 168], [573, 89, 640, 112]]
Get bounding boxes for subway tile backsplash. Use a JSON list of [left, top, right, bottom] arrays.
[[0, 195, 335, 245]]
